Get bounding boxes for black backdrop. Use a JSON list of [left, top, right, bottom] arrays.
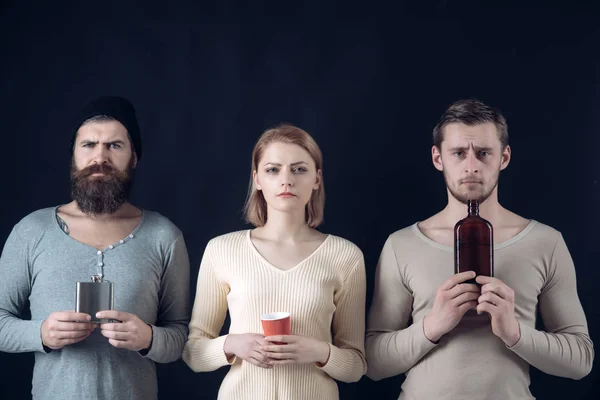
[[1, 1, 598, 399]]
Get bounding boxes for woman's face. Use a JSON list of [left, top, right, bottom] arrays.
[[253, 142, 321, 214]]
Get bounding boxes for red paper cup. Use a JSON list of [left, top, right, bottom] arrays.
[[261, 312, 290, 344]]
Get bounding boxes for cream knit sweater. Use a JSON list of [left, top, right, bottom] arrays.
[[183, 230, 367, 400]]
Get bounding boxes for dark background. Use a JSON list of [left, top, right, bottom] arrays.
[[1, 1, 598, 398]]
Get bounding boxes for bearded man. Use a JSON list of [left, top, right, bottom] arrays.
[[0, 96, 190, 400]]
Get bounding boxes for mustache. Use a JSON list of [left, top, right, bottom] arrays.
[[73, 163, 119, 179]]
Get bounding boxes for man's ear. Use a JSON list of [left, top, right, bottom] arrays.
[[432, 145, 444, 172]]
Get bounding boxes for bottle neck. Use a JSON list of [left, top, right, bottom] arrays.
[[467, 199, 479, 216]]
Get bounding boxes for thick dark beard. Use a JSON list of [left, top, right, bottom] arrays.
[[70, 159, 134, 216], [444, 170, 499, 205]]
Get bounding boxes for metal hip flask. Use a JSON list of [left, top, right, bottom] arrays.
[[76, 274, 114, 323]]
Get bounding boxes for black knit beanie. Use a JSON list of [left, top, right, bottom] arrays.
[[71, 96, 142, 161]]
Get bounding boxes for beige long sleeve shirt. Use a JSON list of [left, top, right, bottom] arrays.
[[366, 221, 593, 400]]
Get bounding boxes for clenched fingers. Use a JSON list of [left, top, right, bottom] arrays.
[[55, 321, 95, 331], [478, 292, 504, 307], [448, 283, 481, 298], [452, 291, 481, 306], [101, 330, 130, 341], [480, 283, 514, 301], [248, 351, 272, 368], [441, 271, 477, 291], [53, 311, 91, 323], [99, 322, 129, 332]]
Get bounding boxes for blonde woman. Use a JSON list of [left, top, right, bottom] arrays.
[[183, 124, 366, 399]]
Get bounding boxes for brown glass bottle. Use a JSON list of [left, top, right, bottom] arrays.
[[454, 199, 494, 284]]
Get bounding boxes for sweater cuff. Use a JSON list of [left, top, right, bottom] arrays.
[[31, 320, 47, 353], [183, 334, 236, 371], [137, 324, 154, 357], [222, 335, 237, 365], [417, 317, 440, 349], [316, 343, 347, 375], [315, 343, 365, 382], [506, 320, 528, 352]]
